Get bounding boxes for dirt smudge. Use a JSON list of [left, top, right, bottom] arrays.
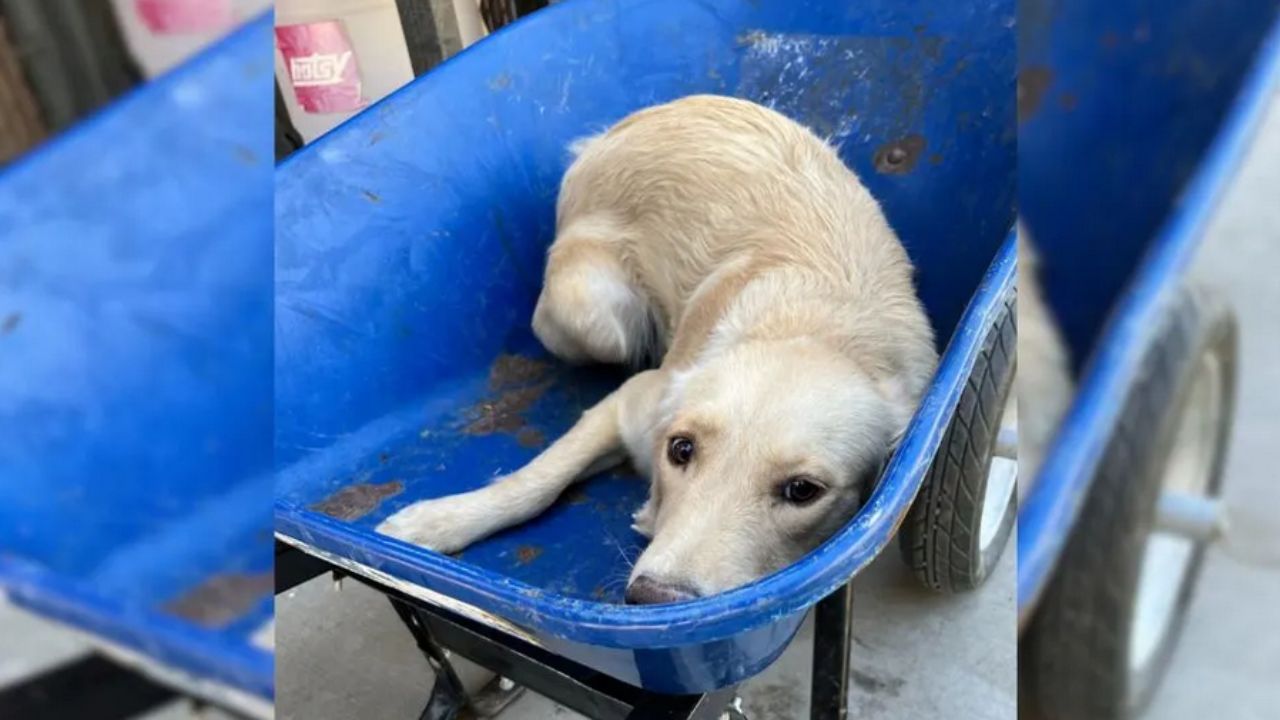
[[744, 682, 805, 720], [488, 354, 551, 390], [163, 572, 273, 628], [516, 427, 545, 448], [850, 668, 905, 696], [463, 382, 551, 434], [873, 134, 926, 175], [463, 354, 554, 436], [309, 480, 405, 521], [1018, 66, 1054, 121]]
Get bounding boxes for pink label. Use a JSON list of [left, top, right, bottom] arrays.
[[135, 0, 232, 34], [275, 21, 366, 115]]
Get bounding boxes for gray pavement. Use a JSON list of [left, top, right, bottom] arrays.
[[1144, 89, 1280, 720]]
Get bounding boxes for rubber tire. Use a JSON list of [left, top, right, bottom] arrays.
[[1022, 285, 1237, 720], [900, 284, 1017, 593]]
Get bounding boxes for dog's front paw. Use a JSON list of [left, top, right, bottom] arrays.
[[376, 495, 484, 554]]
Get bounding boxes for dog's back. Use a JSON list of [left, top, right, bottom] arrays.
[[539, 95, 929, 381]]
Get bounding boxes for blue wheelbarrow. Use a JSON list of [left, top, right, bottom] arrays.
[[274, 0, 1014, 716], [0, 16, 274, 716], [1017, 0, 1280, 718]]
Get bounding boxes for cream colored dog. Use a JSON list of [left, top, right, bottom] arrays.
[[1016, 227, 1074, 497], [378, 95, 937, 603]]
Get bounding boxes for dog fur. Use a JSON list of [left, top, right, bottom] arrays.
[[377, 95, 937, 601], [1016, 226, 1074, 496]]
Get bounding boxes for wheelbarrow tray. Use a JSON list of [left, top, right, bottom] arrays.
[[1017, 0, 1280, 615], [275, 0, 1014, 694], [0, 18, 275, 701]]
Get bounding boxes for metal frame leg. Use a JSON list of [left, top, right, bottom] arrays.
[[289, 549, 744, 720], [390, 599, 469, 720], [810, 582, 853, 720]]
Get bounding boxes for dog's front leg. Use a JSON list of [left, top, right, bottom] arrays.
[[377, 370, 666, 553]]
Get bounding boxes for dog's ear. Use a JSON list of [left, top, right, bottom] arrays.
[[887, 414, 910, 453], [857, 393, 913, 506], [875, 377, 917, 445]]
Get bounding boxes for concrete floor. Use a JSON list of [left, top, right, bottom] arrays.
[[1142, 90, 1280, 720], [275, 541, 1016, 720]]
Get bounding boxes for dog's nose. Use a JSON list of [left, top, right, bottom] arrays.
[[624, 575, 701, 605]]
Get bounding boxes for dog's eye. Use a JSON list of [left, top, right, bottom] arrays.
[[780, 476, 824, 505], [667, 436, 695, 466]]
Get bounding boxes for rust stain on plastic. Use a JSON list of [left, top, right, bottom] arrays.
[[873, 135, 926, 175], [463, 354, 554, 436], [1018, 67, 1054, 121], [488, 354, 550, 389], [310, 480, 404, 521], [515, 545, 543, 564], [464, 383, 551, 434], [516, 427, 545, 448], [163, 572, 273, 628]]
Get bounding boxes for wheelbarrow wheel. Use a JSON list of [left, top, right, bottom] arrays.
[[1023, 284, 1237, 720], [899, 285, 1017, 593]]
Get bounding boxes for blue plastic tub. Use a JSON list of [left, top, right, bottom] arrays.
[[0, 18, 274, 700], [275, 0, 1014, 693], [1017, 0, 1280, 616]]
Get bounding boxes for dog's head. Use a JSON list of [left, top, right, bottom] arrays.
[[624, 338, 915, 604]]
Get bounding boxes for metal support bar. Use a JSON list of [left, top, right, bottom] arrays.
[[0, 653, 177, 720], [357, 568, 732, 720], [810, 582, 854, 720], [389, 599, 470, 720], [1155, 492, 1227, 542], [282, 548, 747, 720], [467, 674, 527, 718]]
